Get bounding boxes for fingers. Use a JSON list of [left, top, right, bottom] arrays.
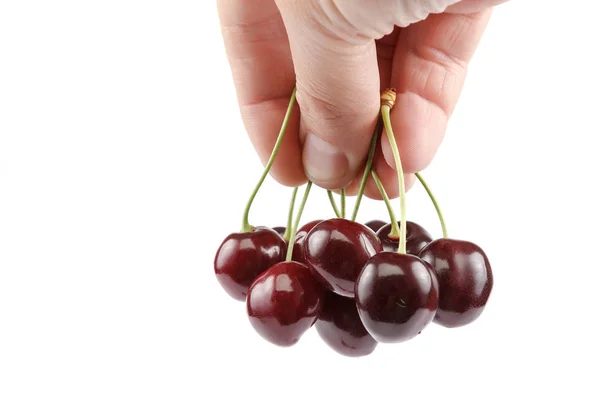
[[218, 0, 496, 192], [217, 0, 305, 187], [382, 10, 492, 174], [376, 27, 402, 93], [274, 0, 383, 190]]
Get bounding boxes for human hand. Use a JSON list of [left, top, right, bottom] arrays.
[[218, 0, 508, 198]]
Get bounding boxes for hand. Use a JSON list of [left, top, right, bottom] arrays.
[[218, 0, 507, 199]]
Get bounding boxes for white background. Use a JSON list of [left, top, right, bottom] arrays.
[[1, 1, 599, 399]]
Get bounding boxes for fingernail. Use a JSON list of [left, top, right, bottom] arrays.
[[303, 133, 349, 186]]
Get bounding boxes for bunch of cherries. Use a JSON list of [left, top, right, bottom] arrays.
[[213, 89, 493, 357]]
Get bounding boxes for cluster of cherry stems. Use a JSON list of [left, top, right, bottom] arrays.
[[214, 88, 493, 357]]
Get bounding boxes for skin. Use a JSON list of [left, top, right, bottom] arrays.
[[217, 0, 508, 199]]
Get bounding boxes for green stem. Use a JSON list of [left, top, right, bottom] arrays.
[[327, 190, 341, 218], [381, 89, 407, 254], [340, 188, 346, 219], [241, 88, 297, 232], [415, 172, 448, 238], [371, 171, 399, 238], [351, 119, 381, 221], [286, 182, 313, 261], [282, 187, 299, 241]]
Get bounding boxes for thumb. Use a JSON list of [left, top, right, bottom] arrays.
[[275, 0, 382, 190]]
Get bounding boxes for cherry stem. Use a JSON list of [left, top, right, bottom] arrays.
[[371, 170, 400, 238], [241, 88, 297, 233], [283, 187, 299, 241], [340, 188, 346, 219], [327, 190, 341, 218], [381, 88, 406, 255], [415, 172, 448, 238], [286, 181, 313, 261], [351, 119, 381, 222]]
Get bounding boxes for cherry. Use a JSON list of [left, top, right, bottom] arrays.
[[214, 227, 286, 301], [316, 291, 377, 357], [355, 252, 439, 343], [291, 219, 322, 264], [304, 218, 383, 297], [419, 239, 493, 328], [272, 226, 286, 237], [376, 221, 433, 255], [246, 261, 324, 347], [364, 219, 387, 233]]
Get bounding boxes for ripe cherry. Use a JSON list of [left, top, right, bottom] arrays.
[[355, 252, 439, 343], [214, 227, 286, 301], [316, 291, 377, 357], [376, 221, 433, 255], [304, 218, 383, 297], [291, 219, 322, 264], [419, 239, 493, 328], [246, 261, 324, 347], [364, 219, 387, 233]]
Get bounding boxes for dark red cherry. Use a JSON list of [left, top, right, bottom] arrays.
[[355, 252, 439, 343], [291, 219, 323, 264], [316, 291, 377, 357], [214, 227, 286, 301], [304, 218, 383, 297], [376, 221, 433, 255], [246, 261, 324, 347], [419, 239, 493, 328], [272, 226, 286, 237], [364, 220, 387, 233]]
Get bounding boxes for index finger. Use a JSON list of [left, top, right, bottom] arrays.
[[217, 0, 305, 187]]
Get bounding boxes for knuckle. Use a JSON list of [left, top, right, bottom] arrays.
[[296, 84, 378, 127]]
